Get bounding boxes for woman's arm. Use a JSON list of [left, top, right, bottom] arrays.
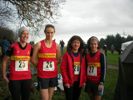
[[100, 53, 106, 83], [2, 45, 13, 83], [60, 53, 69, 83], [2, 56, 9, 83], [56, 43, 61, 64]]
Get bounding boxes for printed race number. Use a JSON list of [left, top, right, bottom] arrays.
[[43, 61, 55, 71], [15, 60, 28, 71], [74, 65, 80, 75], [87, 65, 97, 76]]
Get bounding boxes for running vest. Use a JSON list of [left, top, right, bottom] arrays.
[[10, 42, 32, 80], [72, 54, 80, 82], [37, 40, 57, 78], [86, 51, 101, 84]]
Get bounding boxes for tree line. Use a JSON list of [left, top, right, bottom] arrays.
[[100, 33, 133, 53]]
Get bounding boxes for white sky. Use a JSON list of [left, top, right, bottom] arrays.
[[46, 0, 133, 44]]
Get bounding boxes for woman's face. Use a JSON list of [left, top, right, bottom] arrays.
[[45, 27, 55, 40], [71, 39, 80, 51], [90, 40, 98, 52], [20, 31, 29, 43]]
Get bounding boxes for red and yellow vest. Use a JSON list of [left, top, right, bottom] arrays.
[[10, 42, 32, 80], [86, 51, 101, 84], [37, 40, 57, 78]]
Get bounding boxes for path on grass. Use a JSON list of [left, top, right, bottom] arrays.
[[107, 64, 118, 70]]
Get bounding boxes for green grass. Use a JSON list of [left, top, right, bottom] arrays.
[[103, 69, 118, 100], [106, 51, 119, 65]]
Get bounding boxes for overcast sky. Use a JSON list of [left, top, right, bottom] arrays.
[[32, 0, 133, 44], [41, 0, 132, 44]]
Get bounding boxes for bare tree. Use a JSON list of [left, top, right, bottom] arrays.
[[0, 0, 15, 26], [3, 0, 65, 29], [0, 1, 12, 19]]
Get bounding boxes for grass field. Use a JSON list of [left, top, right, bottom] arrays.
[[0, 51, 119, 100], [106, 51, 119, 66]]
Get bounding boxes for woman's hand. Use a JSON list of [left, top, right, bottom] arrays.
[[98, 84, 104, 90], [65, 83, 70, 88], [98, 83, 104, 95], [3, 75, 9, 83]]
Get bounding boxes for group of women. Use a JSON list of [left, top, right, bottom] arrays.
[[2, 24, 106, 100]]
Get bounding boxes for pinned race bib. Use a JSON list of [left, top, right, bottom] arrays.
[[15, 60, 28, 71], [43, 61, 55, 71], [87, 65, 97, 76], [74, 62, 80, 75]]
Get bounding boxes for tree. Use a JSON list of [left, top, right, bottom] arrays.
[[100, 38, 106, 48], [105, 35, 115, 50], [0, 0, 15, 26], [114, 34, 122, 53], [126, 35, 133, 41], [0, 26, 15, 41], [101, 33, 133, 54], [3, 0, 65, 30], [100, 38, 107, 56]]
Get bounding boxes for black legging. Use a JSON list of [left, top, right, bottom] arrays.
[[64, 81, 82, 100], [9, 79, 31, 100]]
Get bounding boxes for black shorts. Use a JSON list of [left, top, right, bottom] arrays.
[[85, 81, 104, 96], [37, 77, 58, 89]]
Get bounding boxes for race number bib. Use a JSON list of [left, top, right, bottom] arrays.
[[15, 60, 28, 71], [74, 64, 80, 75], [87, 65, 97, 76], [43, 61, 55, 71]]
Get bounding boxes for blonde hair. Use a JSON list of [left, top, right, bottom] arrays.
[[18, 26, 29, 37], [87, 36, 100, 51]]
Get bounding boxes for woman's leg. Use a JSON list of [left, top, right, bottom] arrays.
[[73, 82, 82, 100], [40, 89, 49, 100], [95, 95, 102, 100], [64, 86, 73, 100], [21, 79, 31, 100], [48, 87, 55, 100], [9, 80, 21, 100]]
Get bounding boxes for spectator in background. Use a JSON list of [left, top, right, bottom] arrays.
[[1, 37, 11, 57], [0, 45, 2, 80], [0, 45, 2, 59], [60, 40, 65, 56], [111, 44, 115, 54], [103, 44, 107, 56]]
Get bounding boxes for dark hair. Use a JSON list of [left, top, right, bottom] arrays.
[[44, 24, 55, 33], [67, 35, 84, 54], [87, 36, 100, 52]]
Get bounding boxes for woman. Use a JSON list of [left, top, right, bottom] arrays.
[[61, 35, 86, 100], [85, 36, 106, 100], [2, 27, 32, 100], [31, 24, 60, 100]]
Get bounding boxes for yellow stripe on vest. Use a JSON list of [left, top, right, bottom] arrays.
[[74, 62, 80, 65], [88, 63, 100, 67], [38, 53, 56, 58], [11, 56, 30, 60]]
